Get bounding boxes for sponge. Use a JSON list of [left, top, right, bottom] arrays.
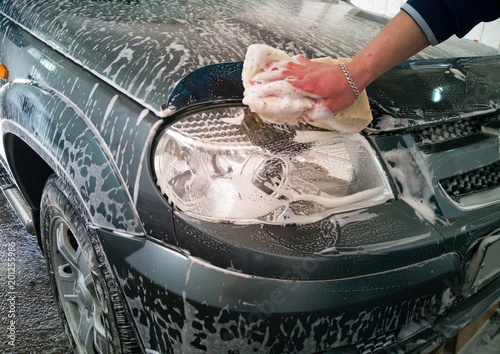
[[242, 44, 372, 133]]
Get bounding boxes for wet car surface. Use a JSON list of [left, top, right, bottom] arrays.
[[0, 193, 70, 353], [0, 0, 499, 353]]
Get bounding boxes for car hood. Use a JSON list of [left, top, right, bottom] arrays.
[[1, 0, 499, 117]]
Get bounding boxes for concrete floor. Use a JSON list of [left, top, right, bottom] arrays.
[[0, 192, 70, 353]]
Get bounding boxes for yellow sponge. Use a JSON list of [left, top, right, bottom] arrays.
[[309, 57, 372, 133]]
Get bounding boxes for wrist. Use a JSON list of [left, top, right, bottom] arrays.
[[345, 58, 377, 92], [339, 62, 361, 99]]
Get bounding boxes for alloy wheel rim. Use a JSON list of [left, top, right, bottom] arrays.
[[50, 216, 109, 354]]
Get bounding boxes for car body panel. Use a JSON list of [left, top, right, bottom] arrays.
[[1, 0, 498, 117], [99, 228, 462, 353], [0, 16, 160, 235], [172, 201, 446, 280], [367, 55, 500, 132], [0, 0, 499, 353], [165, 62, 244, 113], [0, 80, 144, 233]]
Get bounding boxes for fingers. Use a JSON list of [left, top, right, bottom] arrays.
[[250, 64, 306, 84], [285, 63, 306, 72], [264, 56, 309, 71], [250, 69, 297, 84], [265, 61, 306, 75], [286, 76, 318, 95], [264, 61, 287, 71], [250, 57, 311, 83], [294, 55, 310, 65]]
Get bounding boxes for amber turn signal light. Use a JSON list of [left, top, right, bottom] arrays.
[[0, 64, 9, 80]]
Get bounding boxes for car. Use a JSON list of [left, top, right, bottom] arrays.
[[1, 0, 499, 353]]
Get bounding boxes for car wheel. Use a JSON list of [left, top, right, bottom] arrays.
[[40, 175, 141, 354]]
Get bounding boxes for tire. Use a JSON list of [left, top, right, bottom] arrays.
[[40, 175, 141, 354]]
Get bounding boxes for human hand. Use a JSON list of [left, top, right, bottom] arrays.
[[250, 55, 361, 116]]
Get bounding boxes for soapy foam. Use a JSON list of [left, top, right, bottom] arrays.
[[243, 81, 316, 123], [242, 44, 317, 123], [242, 44, 373, 132], [241, 44, 291, 89]]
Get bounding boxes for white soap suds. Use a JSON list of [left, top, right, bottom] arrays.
[[241, 44, 372, 132], [448, 68, 466, 81], [383, 144, 437, 224], [242, 44, 316, 123]]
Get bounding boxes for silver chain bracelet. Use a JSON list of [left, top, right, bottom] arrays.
[[339, 62, 361, 99]]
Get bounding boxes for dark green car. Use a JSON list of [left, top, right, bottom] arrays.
[[0, 0, 499, 353]]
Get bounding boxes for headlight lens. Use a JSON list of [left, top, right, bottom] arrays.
[[154, 106, 393, 224]]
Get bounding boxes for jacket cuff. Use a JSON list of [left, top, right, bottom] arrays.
[[401, 0, 456, 45]]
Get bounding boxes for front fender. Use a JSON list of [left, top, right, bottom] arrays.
[[0, 80, 144, 235]]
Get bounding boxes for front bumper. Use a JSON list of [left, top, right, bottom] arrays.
[[97, 228, 499, 353], [387, 275, 500, 354]]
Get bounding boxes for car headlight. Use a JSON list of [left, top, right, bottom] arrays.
[[153, 106, 393, 224]]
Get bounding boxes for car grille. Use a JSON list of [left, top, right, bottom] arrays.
[[439, 160, 500, 199], [356, 331, 397, 354], [408, 111, 500, 208], [412, 113, 498, 146], [376, 109, 500, 211]]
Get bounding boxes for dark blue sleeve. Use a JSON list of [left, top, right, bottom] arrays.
[[401, 0, 500, 45]]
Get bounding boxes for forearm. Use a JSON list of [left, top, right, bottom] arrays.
[[346, 10, 430, 91]]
